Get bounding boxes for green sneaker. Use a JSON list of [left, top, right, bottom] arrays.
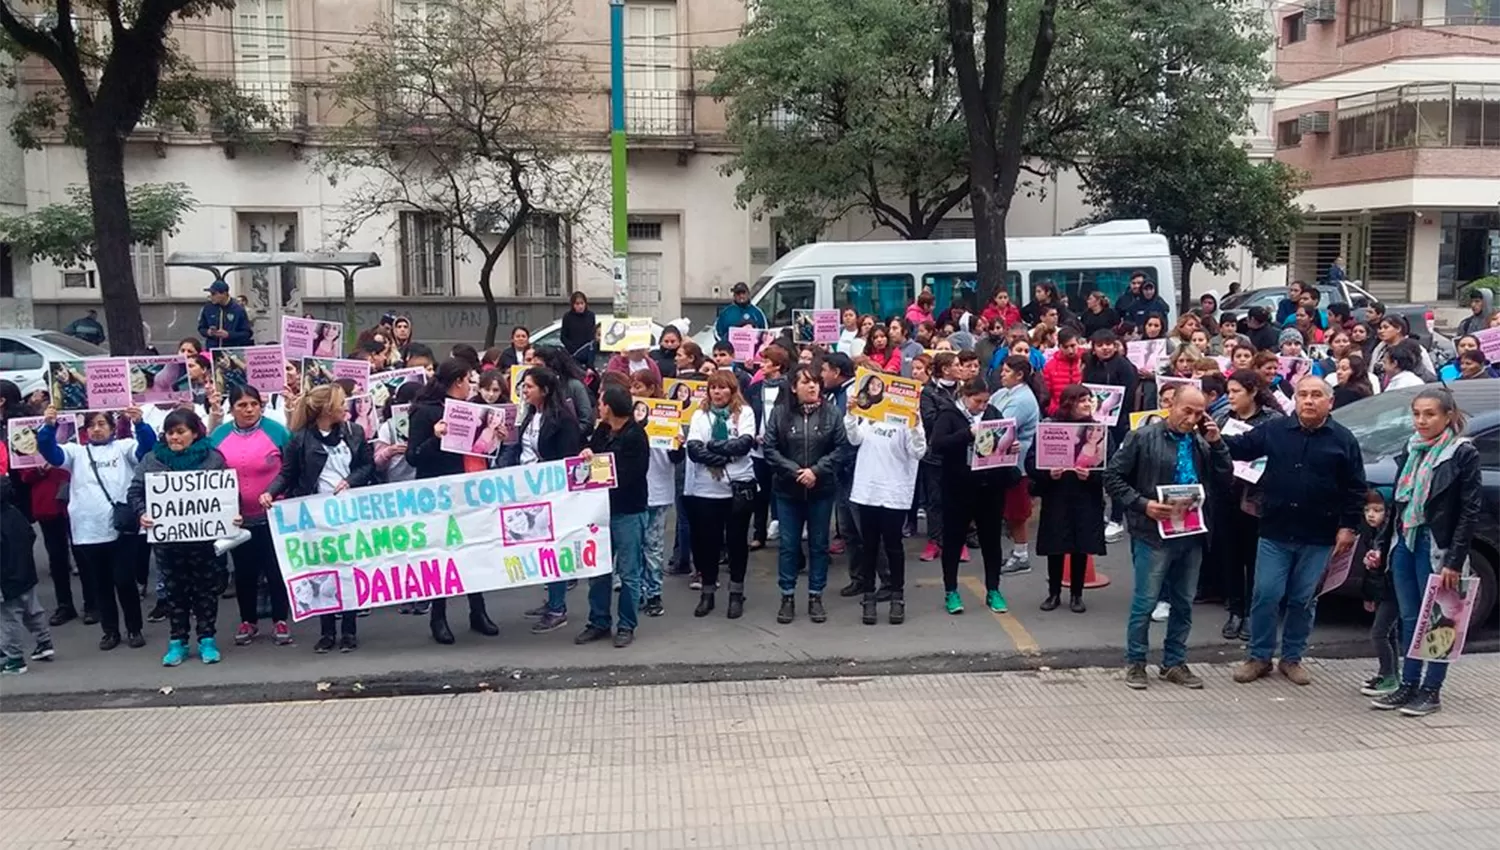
[[944, 591, 964, 615], [986, 589, 1008, 613], [1359, 675, 1399, 697], [162, 639, 188, 667]]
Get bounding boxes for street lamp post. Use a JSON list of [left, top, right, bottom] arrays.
[[609, 0, 630, 319]]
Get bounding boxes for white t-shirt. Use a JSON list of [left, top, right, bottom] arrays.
[[646, 447, 676, 508], [57, 439, 140, 545], [1385, 370, 1425, 391], [317, 431, 352, 495], [847, 415, 927, 511], [520, 413, 543, 464], [684, 406, 756, 499]]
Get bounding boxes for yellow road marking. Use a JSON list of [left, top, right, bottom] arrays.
[[959, 575, 1041, 655]]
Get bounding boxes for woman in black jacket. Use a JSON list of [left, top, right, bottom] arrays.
[[406, 358, 501, 645], [929, 378, 1013, 617], [558, 291, 597, 365], [1369, 387, 1483, 717], [263, 384, 375, 652], [1213, 370, 1284, 641], [1028, 385, 1106, 614]]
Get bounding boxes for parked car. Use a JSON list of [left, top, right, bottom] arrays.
[[1329, 380, 1500, 624], [1220, 285, 1445, 352], [0, 329, 108, 396]]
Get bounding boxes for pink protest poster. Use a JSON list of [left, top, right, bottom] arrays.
[[49, 358, 131, 412], [301, 358, 370, 395], [728, 326, 759, 362], [440, 398, 510, 458], [1475, 327, 1500, 363], [1155, 484, 1207, 539], [128, 356, 191, 405], [1126, 339, 1166, 372], [244, 346, 287, 395], [346, 394, 377, 437], [1407, 574, 1481, 662], [794, 310, 840, 345], [970, 418, 1020, 470], [1034, 422, 1108, 471], [281, 316, 343, 360], [1277, 355, 1314, 386], [1083, 383, 1126, 426], [6, 415, 77, 470]]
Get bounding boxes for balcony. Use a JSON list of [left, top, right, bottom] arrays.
[[1346, 0, 1500, 41], [1334, 82, 1500, 157], [618, 89, 694, 143], [236, 79, 308, 132]]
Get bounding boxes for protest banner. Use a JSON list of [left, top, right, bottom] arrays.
[[269, 458, 615, 620], [1475, 327, 1500, 363], [1219, 418, 1266, 483], [635, 397, 687, 449], [369, 367, 428, 410], [441, 398, 511, 458], [281, 316, 342, 360], [598, 317, 654, 352], [211, 346, 284, 396], [1125, 339, 1167, 372], [1156, 484, 1207, 538], [1319, 546, 1355, 599], [128, 356, 191, 405], [302, 357, 371, 395], [793, 309, 840, 344], [969, 418, 1020, 470], [1129, 408, 1168, 430], [49, 358, 131, 412], [145, 469, 240, 543], [1407, 574, 1481, 662], [849, 368, 922, 427], [663, 378, 706, 414], [1155, 374, 1202, 403], [1277, 355, 1315, 386], [1083, 383, 1126, 426], [1034, 422, 1108, 471], [6, 415, 77, 470]]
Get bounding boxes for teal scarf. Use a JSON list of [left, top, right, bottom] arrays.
[[153, 438, 211, 471], [708, 405, 730, 441], [1394, 428, 1457, 550]]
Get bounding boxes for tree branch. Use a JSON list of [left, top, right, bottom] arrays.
[[997, 0, 1057, 195]]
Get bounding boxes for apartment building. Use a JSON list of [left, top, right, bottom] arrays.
[[13, 0, 1277, 345], [1274, 0, 1500, 303]]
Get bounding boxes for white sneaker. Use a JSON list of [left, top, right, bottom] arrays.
[[1151, 601, 1170, 623], [1105, 522, 1125, 543], [767, 520, 780, 541], [214, 527, 253, 557]]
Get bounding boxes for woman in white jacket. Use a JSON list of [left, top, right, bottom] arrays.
[[846, 411, 927, 626], [683, 371, 758, 619]]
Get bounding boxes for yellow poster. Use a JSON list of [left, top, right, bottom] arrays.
[[599, 317, 654, 352], [1129, 408, 1168, 430], [849, 368, 922, 428], [633, 396, 686, 449], [662, 378, 706, 420], [508, 364, 529, 394]]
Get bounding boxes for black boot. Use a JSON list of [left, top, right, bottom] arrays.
[[808, 595, 827, 623], [1221, 613, 1241, 640], [694, 592, 715, 618], [1040, 594, 1061, 611], [469, 610, 500, 637], [776, 594, 795, 624], [861, 593, 877, 626], [1236, 618, 1251, 641], [430, 615, 455, 645], [726, 582, 745, 620], [888, 592, 905, 625], [1069, 593, 1086, 614], [838, 580, 862, 597]]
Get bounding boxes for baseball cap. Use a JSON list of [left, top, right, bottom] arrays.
[[205, 281, 230, 294], [731, 282, 749, 295]]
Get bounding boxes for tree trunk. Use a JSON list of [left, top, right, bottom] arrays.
[[84, 130, 146, 355], [343, 272, 358, 333], [1178, 258, 1195, 316], [476, 248, 503, 349], [968, 178, 1009, 309]]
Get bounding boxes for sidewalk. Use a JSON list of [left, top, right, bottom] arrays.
[[4, 534, 1460, 711], [3, 657, 1498, 849]]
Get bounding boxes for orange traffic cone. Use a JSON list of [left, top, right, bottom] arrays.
[[1063, 554, 1110, 589]]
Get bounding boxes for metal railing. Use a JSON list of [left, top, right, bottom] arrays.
[[236, 79, 307, 130], [620, 89, 693, 137]]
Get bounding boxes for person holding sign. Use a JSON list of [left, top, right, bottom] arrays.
[[37, 407, 156, 653], [573, 387, 651, 648], [683, 371, 757, 619], [1028, 385, 1108, 614], [1368, 388, 1482, 717], [1211, 370, 1284, 642], [930, 379, 1016, 616], [628, 371, 680, 618], [845, 393, 926, 626], [261, 385, 376, 654], [128, 409, 234, 666]]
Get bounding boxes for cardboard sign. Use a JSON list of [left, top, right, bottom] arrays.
[[281, 316, 343, 360], [1034, 422, 1109, 471], [794, 309, 840, 345], [1129, 408, 1168, 430], [145, 469, 240, 543], [565, 453, 618, 491], [849, 368, 922, 427], [49, 358, 132, 412], [1083, 383, 1126, 427], [1474, 327, 1500, 363], [728, 326, 761, 362], [1155, 484, 1207, 539], [1219, 418, 1265, 483], [969, 418, 1020, 470], [1125, 339, 1167, 372], [440, 398, 513, 458], [301, 357, 370, 395], [663, 379, 706, 415], [598, 317, 653, 352]]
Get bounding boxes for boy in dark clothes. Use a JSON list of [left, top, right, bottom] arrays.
[[1356, 491, 1400, 697]]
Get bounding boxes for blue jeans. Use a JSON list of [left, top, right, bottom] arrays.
[[672, 490, 692, 571], [1126, 537, 1202, 668], [641, 505, 668, 600], [588, 511, 647, 632], [776, 495, 833, 596], [545, 581, 568, 614], [1389, 528, 1448, 691], [1247, 538, 1332, 663]]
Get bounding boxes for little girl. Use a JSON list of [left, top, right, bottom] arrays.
[[1357, 491, 1400, 698]]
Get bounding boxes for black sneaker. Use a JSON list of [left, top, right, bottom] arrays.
[[643, 596, 665, 617], [613, 629, 634, 649], [1371, 683, 1419, 711], [82, 609, 100, 626], [861, 595, 877, 626], [126, 632, 146, 649], [808, 595, 827, 623], [776, 595, 795, 624], [1398, 689, 1442, 717], [339, 634, 358, 653], [48, 607, 76, 627], [574, 624, 612, 645], [29, 641, 55, 661], [1125, 663, 1149, 690], [145, 604, 167, 624], [314, 635, 336, 654], [98, 632, 121, 651]]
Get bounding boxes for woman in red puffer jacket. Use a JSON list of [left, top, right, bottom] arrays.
[[1040, 328, 1085, 415]]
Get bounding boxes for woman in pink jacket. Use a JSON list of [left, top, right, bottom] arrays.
[[905, 291, 936, 328]]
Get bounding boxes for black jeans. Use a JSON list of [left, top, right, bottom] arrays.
[[685, 495, 750, 588], [233, 524, 289, 624], [75, 537, 142, 636], [1047, 553, 1089, 597], [1225, 507, 1261, 617], [836, 472, 865, 581], [940, 482, 1004, 593], [39, 516, 85, 613], [320, 612, 357, 637], [751, 458, 775, 542], [157, 542, 220, 641], [921, 464, 944, 543], [857, 504, 904, 594], [429, 593, 489, 623]]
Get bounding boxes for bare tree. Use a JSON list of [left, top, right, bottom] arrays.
[[320, 0, 606, 347]]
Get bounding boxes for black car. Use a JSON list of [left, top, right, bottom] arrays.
[[1330, 380, 1500, 624], [1218, 286, 1445, 351]]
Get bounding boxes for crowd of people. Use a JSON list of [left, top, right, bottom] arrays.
[[0, 279, 1490, 715]]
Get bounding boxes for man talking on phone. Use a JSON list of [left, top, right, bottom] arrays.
[[1104, 387, 1233, 692], [1209, 375, 1366, 687]]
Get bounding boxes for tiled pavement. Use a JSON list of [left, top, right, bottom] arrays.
[[3, 656, 1498, 849]]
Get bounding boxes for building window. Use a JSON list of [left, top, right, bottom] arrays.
[[1453, 83, 1500, 147], [1336, 83, 1451, 155], [624, 2, 684, 134], [627, 220, 663, 240], [1446, 0, 1500, 25], [234, 0, 292, 125], [131, 237, 168, 299], [1277, 119, 1303, 148], [399, 211, 455, 297], [1283, 12, 1306, 44], [61, 269, 96, 289], [513, 214, 571, 298]]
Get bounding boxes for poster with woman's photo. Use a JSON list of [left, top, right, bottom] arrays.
[[49, 358, 131, 412], [128, 356, 191, 405], [208, 345, 286, 397], [598, 316, 654, 352], [281, 316, 343, 360], [5, 415, 78, 470], [1408, 574, 1481, 662], [301, 357, 370, 395], [793, 309, 840, 344], [1277, 355, 1314, 386], [637, 397, 687, 449], [1126, 339, 1167, 372], [565, 453, 618, 491], [1155, 374, 1202, 401], [1083, 383, 1126, 427], [663, 379, 706, 419], [1034, 422, 1109, 471], [849, 368, 922, 427], [388, 404, 411, 443], [368, 367, 428, 411], [287, 570, 343, 618], [345, 394, 377, 438], [1219, 419, 1266, 483], [1129, 408, 1168, 431], [1155, 484, 1207, 538], [440, 398, 512, 458], [969, 418, 1020, 470]]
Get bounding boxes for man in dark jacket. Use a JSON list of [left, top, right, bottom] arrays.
[[197, 281, 255, 350], [1104, 387, 1232, 691], [1118, 280, 1172, 329], [1240, 306, 1280, 353], [1114, 271, 1147, 320], [575, 387, 650, 649], [1218, 376, 1366, 687]]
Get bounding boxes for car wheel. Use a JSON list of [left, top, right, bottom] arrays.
[[1468, 544, 1498, 627]]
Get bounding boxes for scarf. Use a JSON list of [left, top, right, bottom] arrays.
[[1394, 428, 1457, 549], [153, 438, 211, 471], [708, 405, 730, 441]]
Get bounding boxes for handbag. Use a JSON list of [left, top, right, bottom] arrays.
[[85, 444, 138, 534], [729, 478, 758, 515]]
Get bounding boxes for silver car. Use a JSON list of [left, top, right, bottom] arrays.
[[0, 329, 108, 396]]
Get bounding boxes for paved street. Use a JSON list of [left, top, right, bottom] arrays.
[[1, 525, 1454, 710], [3, 656, 1498, 849]]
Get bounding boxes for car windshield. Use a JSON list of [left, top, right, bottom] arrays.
[[36, 332, 105, 356], [1333, 382, 1500, 458]]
